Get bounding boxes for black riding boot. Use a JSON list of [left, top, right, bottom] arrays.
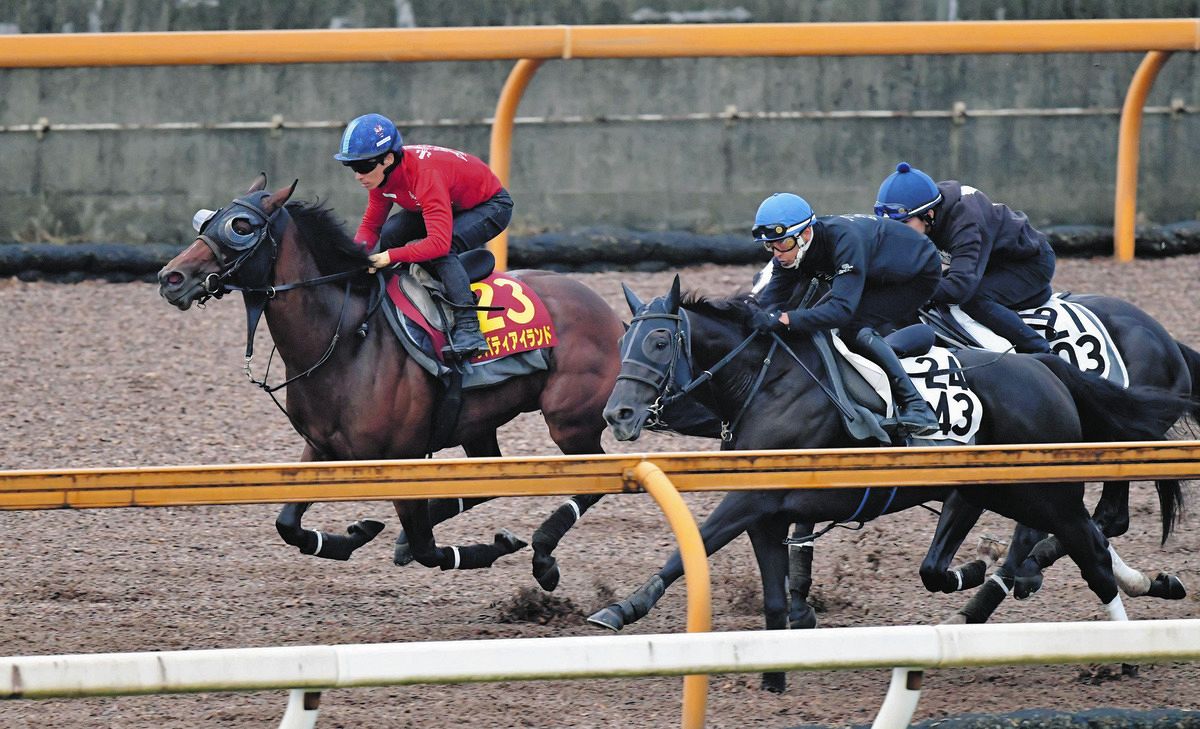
[[851, 328, 940, 437], [963, 297, 1051, 354], [432, 253, 487, 360]]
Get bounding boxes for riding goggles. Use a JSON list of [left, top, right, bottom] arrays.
[[342, 155, 387, 174], [874, 193, 942, 221], [753, 215, 815, 251]]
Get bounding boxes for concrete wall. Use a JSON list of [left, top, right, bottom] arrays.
[[0, 0, 1197, 245]]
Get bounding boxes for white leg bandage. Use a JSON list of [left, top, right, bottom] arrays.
[[1109, 545, 1151, 596], [314, 531, 325, 556], [1104, 595, 1129, 621], [989, 573, 1012, 595], [450, 545, 461, 570], [566, 498, 582, 521]]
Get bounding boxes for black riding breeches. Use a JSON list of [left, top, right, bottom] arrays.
[[844, 270, 941, 337], [961, 240, 1055, 353], [378, 187, 514, 254]]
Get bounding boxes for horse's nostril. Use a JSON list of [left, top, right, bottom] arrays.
[[164, 271, 183, 287]]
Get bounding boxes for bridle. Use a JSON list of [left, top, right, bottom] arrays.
[[617, 297, 762, 441], [191, 189, 381, 454]]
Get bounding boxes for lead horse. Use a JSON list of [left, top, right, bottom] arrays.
[[157, 175, 622, 585], [593, 277, 1187, 692]]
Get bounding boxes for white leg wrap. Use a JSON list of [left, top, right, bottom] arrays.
[[566, 498, 582, 521], [457, 497, 465, 514], [952, 569, 964, 592], [1109, 545, 1151, 596], [313, 531, 325, 556], [1104, 594, 1129, 621], [450, 545, 461, 570], [989, 573, 1012, 595]]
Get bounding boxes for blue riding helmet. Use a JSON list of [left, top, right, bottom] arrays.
[[874, 162, 942, 220], [752, 193, 816, 242], [334, 113, 403, 162]]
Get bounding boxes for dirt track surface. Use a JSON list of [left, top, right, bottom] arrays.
[[1, 257, 1199, 728]]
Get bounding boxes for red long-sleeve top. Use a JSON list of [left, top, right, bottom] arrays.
[[355, 144, 503, 264]]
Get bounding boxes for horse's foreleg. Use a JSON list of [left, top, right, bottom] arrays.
[[588, 492, 774, 631], [531, 494, 605, 591], [274, 502, 385, 561], [787, 523, 817, 630], [750, 519, 791, 693], [396, 500, 527, 571], [948, 522, 1046, 624], [919, 492, 985, 594]]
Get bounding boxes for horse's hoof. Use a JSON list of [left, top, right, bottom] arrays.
[[393, 532, 414, 567], [349, 519, 385, 542], [532, 553, 561, 592], [761, 673, 786, 693], [940, 612, 968, 625], [789, 605, 818, 630], [1013, 573, 1043, 601], [586, 606, 625, 632], [494, 529, 528, 553], [1148, 572, 1187, 600], [1122, 663, 1139, 677]]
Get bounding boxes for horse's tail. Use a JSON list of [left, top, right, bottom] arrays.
[[1035, 353, 1188, 443], [1037, 353, 1188, 543]]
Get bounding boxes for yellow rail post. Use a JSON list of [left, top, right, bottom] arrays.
[[630, 461, 711, 729], [1114, 51, 1172, 262], [488, 59, 544, 271]]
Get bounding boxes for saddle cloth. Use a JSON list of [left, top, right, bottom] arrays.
[[381, 265, 558, 388], [928, 293, 1129, 388], [828, 334, 984, 445]]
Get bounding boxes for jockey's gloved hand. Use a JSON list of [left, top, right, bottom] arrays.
[[749, 308, 786, 333], [368, 252, 391, 269]]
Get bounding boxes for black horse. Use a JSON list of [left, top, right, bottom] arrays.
[[927, 293, 1197, 622], [592, 277, 1186, 692]]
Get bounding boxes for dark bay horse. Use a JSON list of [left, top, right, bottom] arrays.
[[157, 175, 622, 585], [593, 277, 1186, 692]]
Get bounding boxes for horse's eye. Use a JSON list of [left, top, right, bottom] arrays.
[[231, 218, 255, 235], [655, 340, 667, 349]]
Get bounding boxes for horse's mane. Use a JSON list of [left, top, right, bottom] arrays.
[[286, 199, 370, 274], [680, 292, 756, 322]]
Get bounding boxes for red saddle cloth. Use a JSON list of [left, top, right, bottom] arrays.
[[386, 271, 558, 364]]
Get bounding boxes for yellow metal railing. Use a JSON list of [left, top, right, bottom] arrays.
[[0, 20, 1196, 265], [5, 440, 1200, 729]]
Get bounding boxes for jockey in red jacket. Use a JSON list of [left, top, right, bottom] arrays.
[[336, 113, 513, 361]]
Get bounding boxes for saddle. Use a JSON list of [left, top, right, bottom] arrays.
[[378, 249, 557, 389], [811, 329, 984, 446], [921, 293, 1129, 388]]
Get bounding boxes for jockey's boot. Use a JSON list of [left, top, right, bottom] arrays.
[[852, 327, 940, 437], [446, 307, 487, 361], [432, 252, 488, 361], [964, 298, 1051, 354]]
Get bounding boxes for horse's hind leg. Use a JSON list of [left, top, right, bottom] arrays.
[[531, 427, 606, 592], [275, 501, 385, 561], [395, 500, 528, 572], [750, 518, 792, 693], [393, 432, 501, 566]]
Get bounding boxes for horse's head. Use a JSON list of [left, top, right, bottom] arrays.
[[157, 174, 297, 310], [603, 275, 689, 441]]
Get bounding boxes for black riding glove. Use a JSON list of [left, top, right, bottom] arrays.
[[749, 308, 786, 334]]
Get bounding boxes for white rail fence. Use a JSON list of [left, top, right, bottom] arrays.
[[3, 619, 1198, 728]]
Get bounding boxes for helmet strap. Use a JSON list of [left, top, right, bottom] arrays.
[[379, 150, 401, 185]]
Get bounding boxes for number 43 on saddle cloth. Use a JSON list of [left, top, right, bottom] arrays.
[[385, 271, 558, 368]]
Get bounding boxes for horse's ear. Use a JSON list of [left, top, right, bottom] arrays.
[[263, 179, 298, 214], [667, 275, 682, 312], [246, 172, 267, 194], [622, 283, 645, 315]]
